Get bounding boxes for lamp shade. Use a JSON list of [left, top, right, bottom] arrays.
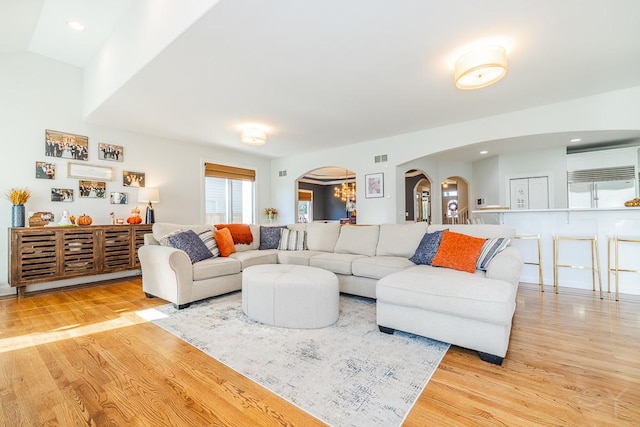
[[454, 45, 508, 90], [240, 125, 267, 146], [137, 187, 159, 203]]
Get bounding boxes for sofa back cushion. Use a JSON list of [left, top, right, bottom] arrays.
[[232, 224, 261, 252], [334, 225, 380, 257], [428, 224, 515, 240], [306, 222, 341, 252], [376, 222, 428, 257], [153, 223, 210, 246]]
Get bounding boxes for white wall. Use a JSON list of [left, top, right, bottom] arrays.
[[0, 53, 271, 294], [472, 155, 500, 208], [271, 86, 640, 225], [499, 146, 568, 209]]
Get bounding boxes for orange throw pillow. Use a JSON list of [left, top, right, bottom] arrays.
[[431, 231, 486, 273], [214, 227, 236, 257]]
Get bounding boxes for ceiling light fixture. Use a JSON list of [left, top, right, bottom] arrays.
[[240, 124, 268, 146], [570, 138, 582, 143], [480, 150, 489, 154], [454, 45, 508, 90], [66, 21, 86, 31]]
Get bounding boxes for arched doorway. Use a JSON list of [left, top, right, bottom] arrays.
[[404, 169, 431, 223], [441, 176, 469, 224], [297, 167, 356, 223]]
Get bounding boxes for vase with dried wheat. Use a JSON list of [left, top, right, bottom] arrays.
[[5, 188, 31, 227]]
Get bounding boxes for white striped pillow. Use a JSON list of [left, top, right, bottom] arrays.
[[198, 229, 220, 257], [476, 237, 510, 271], [278, 229, 307, 251]]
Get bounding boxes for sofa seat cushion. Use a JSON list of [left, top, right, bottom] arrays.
[[192, 256, 242, 281], [309, 252, 366, 275], [277, 250, 326, 266], [352, 256, 415, 280], [229, 249, 278, 270], [376, 265, 516, 325]]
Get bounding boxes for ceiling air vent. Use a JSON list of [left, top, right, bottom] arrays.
[[567, 166, 635, 183], [374, 154, 388, 163]]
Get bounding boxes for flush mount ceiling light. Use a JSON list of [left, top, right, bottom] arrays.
[[66, 21, 86, 31], [240, 124, 268, 146], [454, 45, 508, 90]]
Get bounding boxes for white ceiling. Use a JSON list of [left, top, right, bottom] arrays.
[[4, 0, 640, 160]]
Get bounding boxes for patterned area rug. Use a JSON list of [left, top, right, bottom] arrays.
[[151, 292, 449, 427]]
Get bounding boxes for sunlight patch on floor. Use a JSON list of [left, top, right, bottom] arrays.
[[135, 308, 169, 321]]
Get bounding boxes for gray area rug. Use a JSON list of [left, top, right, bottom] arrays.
[[151, 292, 449, 427]]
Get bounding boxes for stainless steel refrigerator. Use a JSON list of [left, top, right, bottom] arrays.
[[567, 166, 637, 208]]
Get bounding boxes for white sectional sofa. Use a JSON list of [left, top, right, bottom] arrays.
[[138, 222, 523, 364]]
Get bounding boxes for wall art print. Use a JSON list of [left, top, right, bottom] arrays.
[[45, 129, 88, 161], [123, 171, 145, 187], [35, 161, 55, 179], [99, 143, 124, 162], [79, 180, 106, 199]]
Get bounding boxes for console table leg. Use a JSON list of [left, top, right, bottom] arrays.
[[17, 286, 25, 299]]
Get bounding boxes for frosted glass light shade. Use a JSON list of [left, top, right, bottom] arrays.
[[454, 46, 508, 90], [137, 187, 159, 203], [240, 125, 268, 145]]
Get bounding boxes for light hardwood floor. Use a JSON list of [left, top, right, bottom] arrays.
[[0, 279, 638, 426]]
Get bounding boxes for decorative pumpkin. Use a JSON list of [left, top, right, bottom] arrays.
[[127, 215, 142, 224], [77, 214, 92, 226], [127, 206, 142, 224]]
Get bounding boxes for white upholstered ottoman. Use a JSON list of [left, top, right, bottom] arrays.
[[242, 264, 339, 329]]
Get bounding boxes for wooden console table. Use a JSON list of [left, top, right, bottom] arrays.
[[9, 224, 152, 297]]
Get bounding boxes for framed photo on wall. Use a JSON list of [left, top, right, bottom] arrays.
[[79, 180, 106, 198], [51, 188, 74, 202], [110, 192, 128, 204], [35, 161, 55, 179], [45, 129, 89, 161], [98, 143, 124, 162], [123, 171, 145, 187], [365, 173, 384, 198]]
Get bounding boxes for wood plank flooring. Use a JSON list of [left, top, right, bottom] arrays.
[[0, 279, 638, 426]]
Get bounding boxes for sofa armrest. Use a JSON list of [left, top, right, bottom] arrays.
[[485, 246, 523, 286], [143, 233, 159, 245], [138, 244, 194, 304]]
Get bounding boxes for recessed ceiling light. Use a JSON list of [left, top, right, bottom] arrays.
[[66, 21, 86, 31], [570, 138, 582, 143], [480, 150, 489, 155]]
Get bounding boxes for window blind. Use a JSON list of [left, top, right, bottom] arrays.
[[204, 163, 255, 182], [298, 191, 312, 201]]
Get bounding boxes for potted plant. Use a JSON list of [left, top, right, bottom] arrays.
[[264, 207, 278, 221]]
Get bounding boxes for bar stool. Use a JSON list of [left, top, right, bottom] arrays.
[[607, 235, 640, 301], [553, 235, 602, 298], [513, 234, 544, 292]]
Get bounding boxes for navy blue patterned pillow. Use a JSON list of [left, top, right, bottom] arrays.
[[168, 230, 214, 263], [409, 230, 446, 265], [259, 226, 286, 250]]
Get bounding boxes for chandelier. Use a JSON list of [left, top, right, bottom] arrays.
[[334, 179, 356, 202]]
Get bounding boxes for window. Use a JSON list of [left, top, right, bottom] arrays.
[[298, 190, 313, 223], [204, 163, 255, 224]]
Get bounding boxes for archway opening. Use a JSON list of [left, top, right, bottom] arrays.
[[441, 176, 469, 224], [297, 167, 356, 223]]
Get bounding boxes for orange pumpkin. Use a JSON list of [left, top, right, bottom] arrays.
[[127, 216, 142, 224], [77, 214, 92, 226]]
